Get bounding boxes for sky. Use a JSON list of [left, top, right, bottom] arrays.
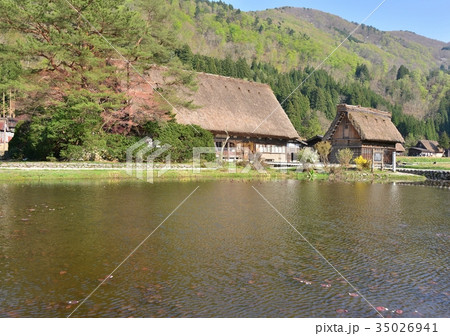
[[217, 0, 450, 42]]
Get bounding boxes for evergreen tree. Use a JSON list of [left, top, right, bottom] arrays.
[[439, 131, 449, 149], [355, 64, 370, 82], [397, 65, 410, 80]]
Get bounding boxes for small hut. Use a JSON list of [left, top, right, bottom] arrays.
[[324, 104, 404, 165], [0, 117, 17, 155], [408, 140, 444, 157]]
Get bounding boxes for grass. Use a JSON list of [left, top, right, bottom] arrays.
[[397, 156, 450, 170], [0, 169, 132, 182], [332, 170, 427, 183], [0, 166, 426, 184]]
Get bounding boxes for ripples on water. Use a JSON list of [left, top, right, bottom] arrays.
[[0, 180, 448, 317]]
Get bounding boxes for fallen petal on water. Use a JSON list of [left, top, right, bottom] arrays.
[[395, 309, 403, 315], [348, 293, 359, 297], [336, 309, 348, 314], [376, 306, 388, 312]]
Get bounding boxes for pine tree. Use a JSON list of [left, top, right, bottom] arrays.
[[439, 131, 449, 149]]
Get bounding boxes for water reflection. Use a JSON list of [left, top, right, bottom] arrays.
[[0, 180, 448, 317]]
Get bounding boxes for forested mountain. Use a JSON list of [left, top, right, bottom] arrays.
[[168, 0, 449, 141], [0, 0, 449, 161]]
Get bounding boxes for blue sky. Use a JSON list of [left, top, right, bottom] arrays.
[[217, 0, 450, 42]]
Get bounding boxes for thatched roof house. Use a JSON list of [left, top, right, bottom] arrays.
[[135, 67, 299, 140], [125, 66, 301, 162], [324, 104, 404, 143], [324, 104, 404, 165], [409, 140, 444, 157]]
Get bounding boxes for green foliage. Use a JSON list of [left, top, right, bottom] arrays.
[[439, 131, 449, 149], [353, 155, 371, 170], [355, 64, 370, 82], [337, 148, 353, 168], [8, 94, 139, 161], [143, 121, 215, 162], [397, 65, 410, 80]]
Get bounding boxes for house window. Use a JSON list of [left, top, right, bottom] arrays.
[[215, 142, 222, 148], [343, 124, 349, 138]]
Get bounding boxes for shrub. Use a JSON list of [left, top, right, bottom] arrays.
[[298, 147, 319, 172], [354, 155, 371, 170], [298, 147, 319, 164], [315, 141, 331, 165], [336, 148, 353, 168], [154, 122, 215, 162]]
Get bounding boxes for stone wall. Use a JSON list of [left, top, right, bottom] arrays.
[[397, 169, 450, 180]]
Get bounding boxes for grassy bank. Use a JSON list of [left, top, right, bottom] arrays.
[[0, 166, 425, 183], [397, 156, 450, 170], [0, 169, 132, 182]]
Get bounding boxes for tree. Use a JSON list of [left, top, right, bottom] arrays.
[[176, 44, 194, 65], [236, 57, 251, 79], [439, 131, 450, 149], [397, 65, 410, 80], [355, 64, 370, 82], [315, 141, 331, 165], [337, 148, 353, 168]]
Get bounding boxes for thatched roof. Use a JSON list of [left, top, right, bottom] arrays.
[[324, 104, 404, 143], [395, 143, 406, 152], [416, 140, 444, 153], [130, 66, 299, 140]]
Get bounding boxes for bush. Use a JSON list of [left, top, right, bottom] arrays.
[[153, 122, 215, 162], [315, 141, 331, 165], [336, 148, 353, 168], [298, 147, 319, 164], [353, 155, 371, 170]]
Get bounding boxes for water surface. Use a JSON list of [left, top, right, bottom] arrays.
[[0, 180, 448, 317]]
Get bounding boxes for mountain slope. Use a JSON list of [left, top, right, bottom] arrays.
[[167, 1, 449, 121]]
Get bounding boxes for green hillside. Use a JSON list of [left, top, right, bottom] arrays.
[[168, 1, 449, 117]]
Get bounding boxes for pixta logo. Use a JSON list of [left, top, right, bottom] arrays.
[[126, 137, 171, 183]]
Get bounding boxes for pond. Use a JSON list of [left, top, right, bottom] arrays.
[[0, 180, 448, 317]]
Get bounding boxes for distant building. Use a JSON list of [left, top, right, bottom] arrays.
[[128, 67, 305, 163], [396, 143, 406, 155], [0, 117, 18, 155], [324, 104, 404, 165], [305, 135, 323, 148], [408, 140, 444, 157]]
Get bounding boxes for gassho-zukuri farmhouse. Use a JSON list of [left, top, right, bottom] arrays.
[[126, 66, 305, 163], [122, 66, 405, 164]]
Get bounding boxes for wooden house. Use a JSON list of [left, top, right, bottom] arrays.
[[408, 140, 444, 157], [324, 104, 404, 165], [127, 66, 304, 163], [0, 117, 17, 155], [305, 135, 323, 148]]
